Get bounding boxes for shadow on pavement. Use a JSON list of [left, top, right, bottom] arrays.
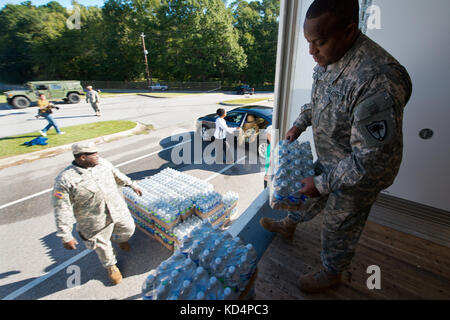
[[128, 131, 266, 181], [0, 112, 27, 117], [0, 103, 12, 111]]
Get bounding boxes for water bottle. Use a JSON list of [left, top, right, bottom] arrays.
[[142, 270, 157, 300], [168, 269, 184, 299], [189, 240, 204, 264], [153, 282, 172, 300], [167, 250, 185, 269], [224, 266, 240, 291], [178, 280, 196, 300], [223, 287, 236, 300], [193, 267, 210, 293], [196, 291, 206, 300], [210, 257, 227, 282], [199, 249, 214, 272], [156, 261, 173, 281], [237, 255, 253, 287], [205, 276, 224, 300], [183, 258, 198, 282], [245, 244, 257, 269]]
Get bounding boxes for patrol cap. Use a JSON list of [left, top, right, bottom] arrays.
[[72, 141, 98, 155]]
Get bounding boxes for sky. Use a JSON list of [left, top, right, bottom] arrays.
[[2, 0, 105, 7]]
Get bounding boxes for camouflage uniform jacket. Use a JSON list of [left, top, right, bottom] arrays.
[[294, 33, 412, 195], [86, 90, 100, 103], [52, 158, 136, 243]]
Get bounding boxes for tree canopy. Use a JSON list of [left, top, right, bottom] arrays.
[[0, 0, 279, 87]]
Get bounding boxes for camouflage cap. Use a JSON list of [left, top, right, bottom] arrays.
[[72, 141, 98, 155]]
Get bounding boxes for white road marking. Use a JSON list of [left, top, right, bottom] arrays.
[[2, 249, 92, 300], [2, 152, 247, 300], [0, 140, 191, 211]]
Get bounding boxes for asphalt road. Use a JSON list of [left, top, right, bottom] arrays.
[[0, 92, 273, 300]]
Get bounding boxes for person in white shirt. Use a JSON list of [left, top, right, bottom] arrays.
[[214, 108, 240, 163]]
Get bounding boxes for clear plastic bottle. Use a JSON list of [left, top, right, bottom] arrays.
[[223, 287, 235, 300], [245, 244, 257, 269], [153, 282, 172, 300], [224, 266, 240, 291], [210, 257, 227, 281], [178, 280, 196, 300], [193, 267, 210, 293], [199, 249, 214, 272], [237, 255, 252, 287], [188, 240, 204, 264], [182, 258, 198, 282], [205, 276, 224, 300], [142, 270, 157, 300], [168, 269, 184, 299]]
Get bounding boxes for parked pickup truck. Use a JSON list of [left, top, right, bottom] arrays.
[[149, 83, 168, 91], [4, 80, 84, 109]]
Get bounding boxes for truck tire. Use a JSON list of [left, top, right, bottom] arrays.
[[11, 96, 30, 109], [67, 93, 81, 104]]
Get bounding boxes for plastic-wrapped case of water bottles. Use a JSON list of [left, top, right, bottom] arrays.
[[142, 222, 257, 300], [123, 168, 239, 250], [269, 140, 314, 211]]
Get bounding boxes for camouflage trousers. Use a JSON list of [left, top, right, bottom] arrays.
[[288, 185, 378, 274], [90, 102, 100, 113], [79, 214, 135, 268]]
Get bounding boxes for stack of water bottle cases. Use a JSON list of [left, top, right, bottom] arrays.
[[142, 222, 258, 300], [123, 168, 238, 251], [270, 140, 315, 211]]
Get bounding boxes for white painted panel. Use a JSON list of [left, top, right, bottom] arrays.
[[367, 0, 450, 211]]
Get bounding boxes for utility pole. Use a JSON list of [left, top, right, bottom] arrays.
[[140, 32, 152, 88]]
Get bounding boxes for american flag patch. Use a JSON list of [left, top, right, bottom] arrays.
[[53, 191, 64, 199]]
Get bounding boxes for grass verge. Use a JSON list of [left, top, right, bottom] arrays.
[[0, 120, 137, 159], [220, 97, 269, 105]]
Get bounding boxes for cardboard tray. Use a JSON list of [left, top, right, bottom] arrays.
[[126, 198, 180, 230], [195, 203, 224, 219]]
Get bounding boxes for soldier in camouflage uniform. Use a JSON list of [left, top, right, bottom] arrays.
[[260, 0, 412, 293], [85, 86, 101, 117], [52, 141, 143, 285]]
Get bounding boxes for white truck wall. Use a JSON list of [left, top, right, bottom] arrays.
[[288, 0, 450, 211]]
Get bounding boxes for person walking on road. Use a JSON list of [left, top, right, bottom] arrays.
[[52, 141, 143, 285], [214, 108, 240, 164], [86, 86, 101, 116], [260, 0, 412, 293], [37, 94, 65, 136]]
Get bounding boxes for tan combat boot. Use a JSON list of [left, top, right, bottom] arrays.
[[107, 265, 123, 285], [259, 217, 298, 240], [118, 241, 130, 252], [298, 269, 342, 293]]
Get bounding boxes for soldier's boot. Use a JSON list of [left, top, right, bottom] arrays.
[[297, 269, 342, 293], [107, 265, 123, 285], [259, 217, 298, 241], [118, 241, 130, 252]]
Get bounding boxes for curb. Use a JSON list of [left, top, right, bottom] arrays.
[[218, 98, 272, 107], [0, 122, 147, 169]]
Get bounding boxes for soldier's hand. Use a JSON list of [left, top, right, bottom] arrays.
[[285, 126, 302, 142], [133, 186, 143, 197], [298, 177, 321, 198], [63, 238, 78, 250]]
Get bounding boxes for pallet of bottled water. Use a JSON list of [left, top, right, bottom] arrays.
[[123, 168, 239, 250], [269, 140, 314, 211], [142, 222, 258, 300]]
